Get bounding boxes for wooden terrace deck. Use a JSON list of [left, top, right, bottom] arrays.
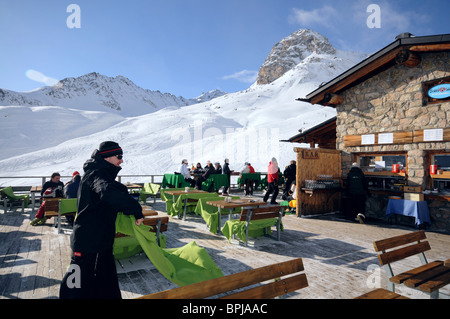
[[1, 191, 449, 299]]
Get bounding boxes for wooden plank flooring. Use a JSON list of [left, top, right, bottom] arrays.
[[1, 192, 449, 299]]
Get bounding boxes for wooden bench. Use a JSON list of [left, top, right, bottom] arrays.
[[237, 205, 285, 246], [137, 258, 308, 299], [142, 207, 158, 217], [373, 230, 450, 299], [143, 215, 169, 246], [355, 288, 409, 299]]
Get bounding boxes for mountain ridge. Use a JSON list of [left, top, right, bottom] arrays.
[[0, 72, 226, 117]]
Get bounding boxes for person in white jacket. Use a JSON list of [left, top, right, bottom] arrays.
[[180, 159, 196, 187]]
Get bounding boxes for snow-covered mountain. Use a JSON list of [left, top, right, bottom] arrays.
[[0, 29, 367, 186], [0, 72, 225, 117]]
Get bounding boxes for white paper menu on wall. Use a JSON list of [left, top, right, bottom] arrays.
[[423, 129, 443, 142], [361, 134, 375, 145], [378, 133, 394, 144]]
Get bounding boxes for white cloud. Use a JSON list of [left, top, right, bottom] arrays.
[[26, 69, 62, 88], [288, 6, 339, 28], [222, 70, 258, 83], [377, 1, 430, 32]]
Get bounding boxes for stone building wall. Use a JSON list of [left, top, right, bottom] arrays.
[[335, 51, 450, 231]]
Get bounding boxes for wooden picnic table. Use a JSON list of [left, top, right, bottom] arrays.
[[445, 259, 450, 267], [206, 198, 267, 233], [124, 183, 142, 195], [164, 189, 207, 196]]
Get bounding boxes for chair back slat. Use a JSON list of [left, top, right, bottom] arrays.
[[240, 206, 282, 222], [221, 273, 308, 299], [377, 241, 431, 266], [373, 230, 427, 252]]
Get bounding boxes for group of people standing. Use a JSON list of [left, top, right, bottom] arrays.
[[179, 159, 231, 192], [178, 157, 297, 206]]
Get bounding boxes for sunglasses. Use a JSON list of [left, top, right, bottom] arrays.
[[115, 155, 123, 160]]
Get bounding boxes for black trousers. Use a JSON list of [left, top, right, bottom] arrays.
[[244, 179, 254, 195], [184, 177, 196, 188], [223, 174, 231, 194], [347, 194, 367, 219], [196, 177, 206, 189], [59, 250, 121, 299], [263, 182, 279, 203], [283, 178, 294, 199]]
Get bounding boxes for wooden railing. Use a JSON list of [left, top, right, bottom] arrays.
[[0, 174, 164, 188], [0, 173, 267, 189]]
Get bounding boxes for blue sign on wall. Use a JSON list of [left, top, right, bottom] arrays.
[[428, 83, 450, 99]]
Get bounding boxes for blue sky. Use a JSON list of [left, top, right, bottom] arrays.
[[0, 0, 448, 98]]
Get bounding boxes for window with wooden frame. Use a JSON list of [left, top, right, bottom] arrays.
[[425, 150, 450, 191], [353, 152, 408, 176]]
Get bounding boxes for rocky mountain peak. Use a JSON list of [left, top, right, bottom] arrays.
[[257, 29, 336, 85]]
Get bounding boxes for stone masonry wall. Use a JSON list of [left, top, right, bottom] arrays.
[[336, 51, 450, 231]]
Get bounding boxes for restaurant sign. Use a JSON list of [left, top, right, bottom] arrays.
[[428, 83, 450, 100], [302, 150, 319, 159]]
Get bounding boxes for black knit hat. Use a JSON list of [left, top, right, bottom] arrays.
[[98, 141, 123, 158]]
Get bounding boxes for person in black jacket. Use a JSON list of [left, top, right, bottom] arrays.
[[59, 141, 144, 299], [346, 162, 369, 223], [30, 172, 65, 226], [62, 171, 81, 226], [222, 158, 233, 195], [195, 160, 215, 189], [64, 171, 81, 199], [214, 162, 222, 174], [40, 172, 65, 197], [282, 160, 296, 200]]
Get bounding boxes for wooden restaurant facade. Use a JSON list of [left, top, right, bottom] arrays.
[[289, 33, 450, 231]]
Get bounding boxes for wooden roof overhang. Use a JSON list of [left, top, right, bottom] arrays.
[[298, 33, 450, 106], [283, 116, 337, 149]]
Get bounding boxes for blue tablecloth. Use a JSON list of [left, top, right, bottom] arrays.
[[385, 199, 431, 226]]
